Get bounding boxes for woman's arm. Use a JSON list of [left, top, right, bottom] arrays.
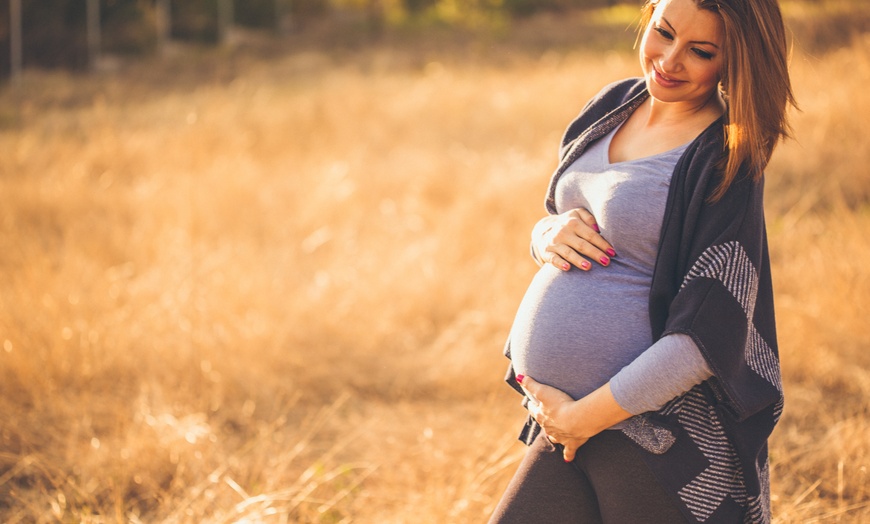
[[516, 333, 713, 462], [610, 333, 712, 415]]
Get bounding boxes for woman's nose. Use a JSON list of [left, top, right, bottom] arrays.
[[659, 48, 682, 74]]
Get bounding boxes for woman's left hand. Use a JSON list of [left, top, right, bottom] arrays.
[[516, 375, 592, 462]]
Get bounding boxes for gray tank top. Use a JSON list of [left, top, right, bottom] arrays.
[[508, 124, 689, 401]]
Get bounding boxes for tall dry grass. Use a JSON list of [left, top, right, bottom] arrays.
[[1, 5, 869, 523]]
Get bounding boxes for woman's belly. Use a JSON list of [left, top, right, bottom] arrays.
[[509, 263, 654, 401]]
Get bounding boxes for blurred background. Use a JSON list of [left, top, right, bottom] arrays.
[[1, 0, 868, 522]]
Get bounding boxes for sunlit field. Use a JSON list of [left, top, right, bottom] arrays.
[[1, 3, 869, 522]]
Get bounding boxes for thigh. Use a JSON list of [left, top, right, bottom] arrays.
[[577, 431, 690, 524], [489, 432, 602, 524]]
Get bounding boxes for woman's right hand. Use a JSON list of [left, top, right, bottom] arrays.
[[531, 208, 616, 271]]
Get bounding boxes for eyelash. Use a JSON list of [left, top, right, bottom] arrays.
[[653, 26, 715, 60], [654, 26, 674, 40]]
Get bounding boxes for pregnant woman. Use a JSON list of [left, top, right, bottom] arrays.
[[491, 0, 796, 522]]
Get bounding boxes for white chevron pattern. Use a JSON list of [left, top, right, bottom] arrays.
[[744, 460, 772, 524], [664, 241, 781, 522], [773, 397, 784, 423], [682, 242, 782, 393], [662, 388, 749, 521]]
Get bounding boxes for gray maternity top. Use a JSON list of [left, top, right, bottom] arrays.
[[509, 123, 710, 410]]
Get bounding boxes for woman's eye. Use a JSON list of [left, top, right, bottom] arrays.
[[693, 48, 714, 60], [654, 27, 674, 40]]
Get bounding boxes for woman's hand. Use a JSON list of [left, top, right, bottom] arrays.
[[518, 375, 591, 461], [531, 208, 616, 272], [516, 375, 633, 462]]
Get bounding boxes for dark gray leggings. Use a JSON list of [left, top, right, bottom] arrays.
[[490, 429, 690, 523]]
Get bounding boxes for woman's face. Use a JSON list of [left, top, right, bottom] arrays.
[[640, 0, 725, 109]]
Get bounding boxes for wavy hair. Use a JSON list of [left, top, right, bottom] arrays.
[[638, 0, 798, 200]]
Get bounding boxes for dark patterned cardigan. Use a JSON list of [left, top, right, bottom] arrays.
[[503, 78, 783, 523]]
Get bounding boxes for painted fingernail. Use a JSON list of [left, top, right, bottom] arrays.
[[606, 248, 617, 257], [516, 374, 525, 384], [564, 457, 571, 463], [600, 256, 610, 265], [562, 263, 570, 271], [581, 260, 591, 270], [593, 224, 600, 233]]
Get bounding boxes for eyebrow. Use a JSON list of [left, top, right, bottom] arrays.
[[662, 16, 721, 49]]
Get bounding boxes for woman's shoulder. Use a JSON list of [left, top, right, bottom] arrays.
[[679, 116, 765, 206], [685, 116, 727, 159], [559, 78, 647, 151]]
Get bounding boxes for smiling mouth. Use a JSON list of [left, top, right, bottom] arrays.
[[653, 67, 685, 86]]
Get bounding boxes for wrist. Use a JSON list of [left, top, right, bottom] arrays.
[[564, 399, 595, 439], [570, 383, 634, 436], [567, 397, 608, 438], [530, 217, 554, 265], [530, 236, 547, 266]]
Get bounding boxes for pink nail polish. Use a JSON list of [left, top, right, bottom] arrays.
[[581, 260, 591, 270], [516, 374, 525, 384], [606, 248, 617, 257], [593, 224, 600, 233], [562, 263, 570, 271], [600, 256, 609, 266]]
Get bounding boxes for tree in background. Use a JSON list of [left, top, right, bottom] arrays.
[[0, 0, 758, 76], [1, 0, 157, 74]]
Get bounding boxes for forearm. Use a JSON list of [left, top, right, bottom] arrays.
[[610, 333, 713, 415], [568, 382, 633, 437]]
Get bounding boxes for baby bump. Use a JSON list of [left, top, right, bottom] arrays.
[[508, 264, 654, 400]]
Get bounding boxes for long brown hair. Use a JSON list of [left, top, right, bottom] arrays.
[[638, 0, 798, 200]]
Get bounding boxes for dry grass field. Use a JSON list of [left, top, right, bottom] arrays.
[[1, 2, 869, 522]]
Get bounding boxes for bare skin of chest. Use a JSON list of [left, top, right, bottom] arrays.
[[608, 97, 723, 164]]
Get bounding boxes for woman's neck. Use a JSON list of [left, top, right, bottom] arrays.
[[644, 91, 726, 130]]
